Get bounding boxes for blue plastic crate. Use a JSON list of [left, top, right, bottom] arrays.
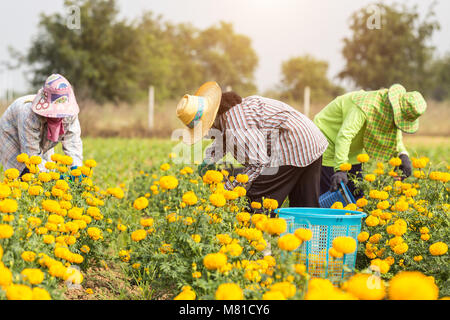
[[275, 207, 367, 284], [319, 181, 356, 208]]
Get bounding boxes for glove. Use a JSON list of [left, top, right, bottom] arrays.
[[399, 154, 412, 178], [198, 161, 216, 177], [330, 171, 348, 192]]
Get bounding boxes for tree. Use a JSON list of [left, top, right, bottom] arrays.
[[429, 54, 450, 101], [339, 2, 440, 94], [280, 55, 344, 103], [195, 22, 259, 96]]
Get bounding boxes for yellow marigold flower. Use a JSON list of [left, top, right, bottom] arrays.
[[233, 186, 247, 197], [209, 193, 226, 207], [202, 170, 223, 184], [389, 157, 402, 167], [393, 242, 408, 255], [236, 174, 249, 184], [182, 191, 198, 206], [21, 268, 45, 285], [339, 163, 352, 171], [344, 274, 385, 300], [270, 281, 296, 299], [131, 229, 147, 242], [331, 201, 344, 209], [0, 266, 13, 287], [159, 176, 179, 190], [262, 290, 286, 300], [429, 242, 448, 256], [16, 153, 29, 163], [332, 236, 357, 254], [174, 286, 196, 300], [357, 231, 369, 242], [4, 168, 20, 180], [0, 199, 18, 213], [6, 284, 33, 300], [133, 197, 149, 210], [357, 154, 370, 163], [87, 227, 103, 241], [160, 163, 171, 171], [191, 234, 201, 243], [356, 198, 368, 208], [419, 227, 430, 234], [223, 190, 239, 201], [21, 251, 36, 262], [421, 233, 431, 241], [263, 198, 278, 210], [264, 218, 287, 235], [364, 174, 376, 182], [294, 228, 312, 241], [388, 271, 438, 300], [370, 258, 390, 274], [369, 233, 382, 244], [203, 253, 227, 270], [216, 234, 232, 245], [251, 201, 262, 209], [329, 247, 344, 258], [413, 255, 423, 262], [0, 185, 12, 199], [236, 211, 251, 224], [84, 159, 97, 168], [278, 234, 301, 251], [365, 215, 379, 227], [140, 218, 154, 228], [0, 224, 14, 239]]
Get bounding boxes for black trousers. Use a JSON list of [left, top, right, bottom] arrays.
[[320, 164, 364, 199], [246, 156, 322, 213]]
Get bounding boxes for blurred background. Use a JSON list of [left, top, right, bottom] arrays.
[[0, 0, 449, 138]]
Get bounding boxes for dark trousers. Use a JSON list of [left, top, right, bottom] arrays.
[[320, 164, 364, 199], [246, 156, 322, 213]]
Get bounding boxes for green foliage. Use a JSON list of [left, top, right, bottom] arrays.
[[280, 55, 344, 103], [339, 2, 440, 94], [429, 54, 450, 101], [19, 0, 258, 104]]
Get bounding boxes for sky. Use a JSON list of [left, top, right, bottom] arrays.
[[1, 0, 449, 97]]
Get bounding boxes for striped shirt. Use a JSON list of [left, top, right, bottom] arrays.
[[0, 95, 83, 172], [204, 96, 328, 188]]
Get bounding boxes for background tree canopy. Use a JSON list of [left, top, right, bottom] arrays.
[[12, 0, 450, 105], [339, 2, 441, 96], [21, 0, 259, 104], [280, 55, 344, 104]]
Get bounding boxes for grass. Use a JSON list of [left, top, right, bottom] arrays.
[[64, 135, 449, 188]]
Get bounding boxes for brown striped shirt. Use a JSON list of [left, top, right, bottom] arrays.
[[204, 96, 328, 188]]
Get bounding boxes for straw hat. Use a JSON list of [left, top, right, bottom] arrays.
[[176, 81, 222, 145], [388, 84, 427, 133], [31, 74, 79, 118]]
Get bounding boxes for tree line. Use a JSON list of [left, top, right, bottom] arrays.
[[10, 0, 450, 105]]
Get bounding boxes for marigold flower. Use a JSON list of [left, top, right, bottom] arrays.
[[332, 236, 357, 254], [388, 271, 438, 300], [343, 274, 385, 300], [251, 201, 262, 209], [262, 198, 278, 210], [278, 234, 301, 251], [6, 284, 33, 300], [209, 193, 226, 207], [339, 163, 352, 171], [133, 197, 149, 210], [429, 242, 448, 256], [357, 231, 369, 242], [236, 174, 249, 184], [264, 218, 287, 235], [131, 229, 147, 242], [357, 154, 370, 163], [294, 228, 312, 241], [203, 253, 227, 270], [389, 157, 402, 167]]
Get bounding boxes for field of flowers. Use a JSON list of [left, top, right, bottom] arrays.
[[0, 137, 448, 300]]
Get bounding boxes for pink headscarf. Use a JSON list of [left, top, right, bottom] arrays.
[[46, 118, 65, 142]]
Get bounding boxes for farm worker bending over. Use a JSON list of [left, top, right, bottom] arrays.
[[0, 74, 83, 176], [176, 82, 329, 211], [314, 84, 427, 198]]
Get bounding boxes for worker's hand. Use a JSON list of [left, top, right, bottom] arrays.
[[399, 154, 412, 178], [197, 161, 216, 177], [330, 171, 348, 192]]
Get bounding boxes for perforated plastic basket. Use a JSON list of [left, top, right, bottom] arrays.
[[275, 207, 367, 284], [319, 181, 356, 208]]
